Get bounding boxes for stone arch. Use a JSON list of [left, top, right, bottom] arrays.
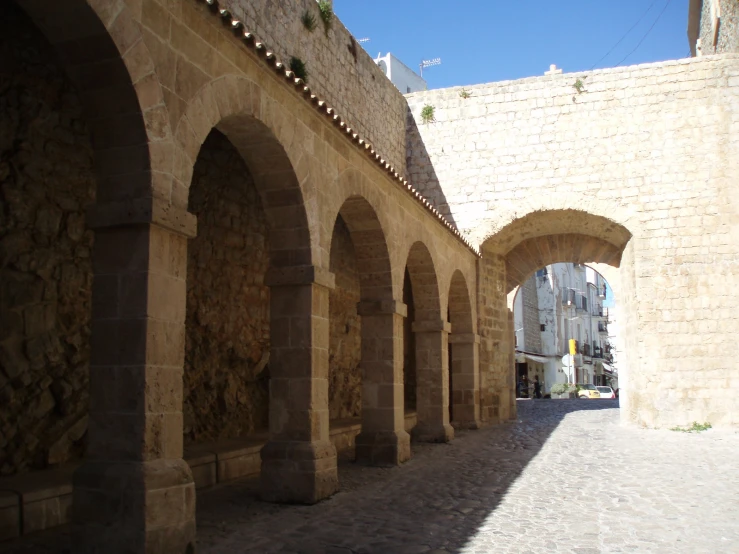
[[327, 195, 409, 466], [477, 209, 634, 425], [402, 242, 452, 443], [447, 270, 480, 429], [471, 195, 641, 251], [12, 0, 168, 202], [404, 242, 442, 324], [479, 209, 633, 294], [176, 75, 313, 267], [331, 195, 394, 301]]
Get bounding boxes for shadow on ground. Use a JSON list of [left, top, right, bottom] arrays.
[[0, 400, 618, 554]]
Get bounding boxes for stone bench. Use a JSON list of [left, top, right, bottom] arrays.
[[0, 411, 419, 541], [0, 463, 78, 541]]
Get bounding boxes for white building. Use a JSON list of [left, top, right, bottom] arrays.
[[514, 263, 618, 396], [374, 52, 427, 94]]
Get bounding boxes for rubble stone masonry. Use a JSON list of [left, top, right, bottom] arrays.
[[0, 3, 94, 476]]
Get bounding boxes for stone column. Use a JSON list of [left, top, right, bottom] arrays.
[[73, 201, 197, 553], [260, 265, 338, 504], [412, 320, 454, 442], [478, 251, 510, 425], [449, 332, 481, 429], [355, 300, 411, 465]]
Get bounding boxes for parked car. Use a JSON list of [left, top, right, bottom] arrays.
[[576, 384, 600, 399], [596, 386, 616, 399]]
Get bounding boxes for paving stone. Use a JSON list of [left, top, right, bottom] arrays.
[[3, 399, 738, 553]]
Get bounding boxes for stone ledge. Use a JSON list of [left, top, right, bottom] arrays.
[[0, 463, 78, 539], [0, 414, 420, 542]]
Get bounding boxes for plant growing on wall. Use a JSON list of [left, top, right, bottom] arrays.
[[318, 0, 333, 35], [290, 57, 308, 82], [573, 78, 585, 93], [459, 88, 472, 99], [420, 104, 435, 124], [301, 10, 317, 32]]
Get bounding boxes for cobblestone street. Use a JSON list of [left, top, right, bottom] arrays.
[[4, 399, 738, 553]]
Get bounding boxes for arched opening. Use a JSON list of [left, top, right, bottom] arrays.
[[404, 242, 452, 443], [327, 214, 362, 454], [447, 270, 478, 429], [479, 209, 632, 424], [0, 0, 97, 479], [328, 196, 410, 466], [184, 129, 270, 452], [0, 0, 167, 546], [182, 108, 320, 499], [511, 264, 619, 401]]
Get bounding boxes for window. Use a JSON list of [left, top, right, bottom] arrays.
[[540, 324, 546, 332], [407, 86, 411, 93]]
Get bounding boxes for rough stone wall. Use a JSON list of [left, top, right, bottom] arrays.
[[184, 130, 270, 443], [407, 55, 739, 427], [699, 0, 739, 54], [0, 2, 94, 476], [219, 0, 408, 175], [328, 216, 361, 420], [519, 275, 542, 354]]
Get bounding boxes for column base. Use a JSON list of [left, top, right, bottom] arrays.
[[73, 458, 196, 554], [260, 440, 338, 504], [412, 422, 455, 443], [355, 430, 411, 466]]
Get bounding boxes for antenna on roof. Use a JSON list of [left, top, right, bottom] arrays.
[[357, 37, 370, 44], [419, 57, 441, 78]]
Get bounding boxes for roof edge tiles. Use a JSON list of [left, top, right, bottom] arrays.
[[198, 0, 480, 257]]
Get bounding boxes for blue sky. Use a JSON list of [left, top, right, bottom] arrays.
[[335, 0, 691, 89]]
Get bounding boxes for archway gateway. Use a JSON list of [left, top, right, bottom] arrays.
[[478, 210, 632, 424]]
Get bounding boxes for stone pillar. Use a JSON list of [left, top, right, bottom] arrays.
[[73, 202, 197, 554], [478, 251, 510, 425], [449, 332, 481, 429], [260, 265, 338, 504], [355, 300, 411, 465], [412, 320, 454, 442]]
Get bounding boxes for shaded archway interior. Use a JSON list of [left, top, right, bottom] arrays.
[[405, 242, 441, 324], [334, 196, 393, 301], [218, 115, 312, 267], [13, 0, 151, 202]]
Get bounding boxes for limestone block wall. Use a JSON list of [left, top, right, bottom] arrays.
[[0, 3, 94, 476], [328, 216, 361, 420], [218, 0, 408, 174], [407, 55, 739, 427]]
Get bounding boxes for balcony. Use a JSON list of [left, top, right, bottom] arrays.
[[582, 343, 591, 357], [593, 346, 603, 358], [598, 284, 607, 299], [598, 322, 608, 334]]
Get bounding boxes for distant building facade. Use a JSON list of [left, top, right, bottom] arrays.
[[375, 52, 428, 94], [514, 264, 618, 395], [689, 0, 739, 56]]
